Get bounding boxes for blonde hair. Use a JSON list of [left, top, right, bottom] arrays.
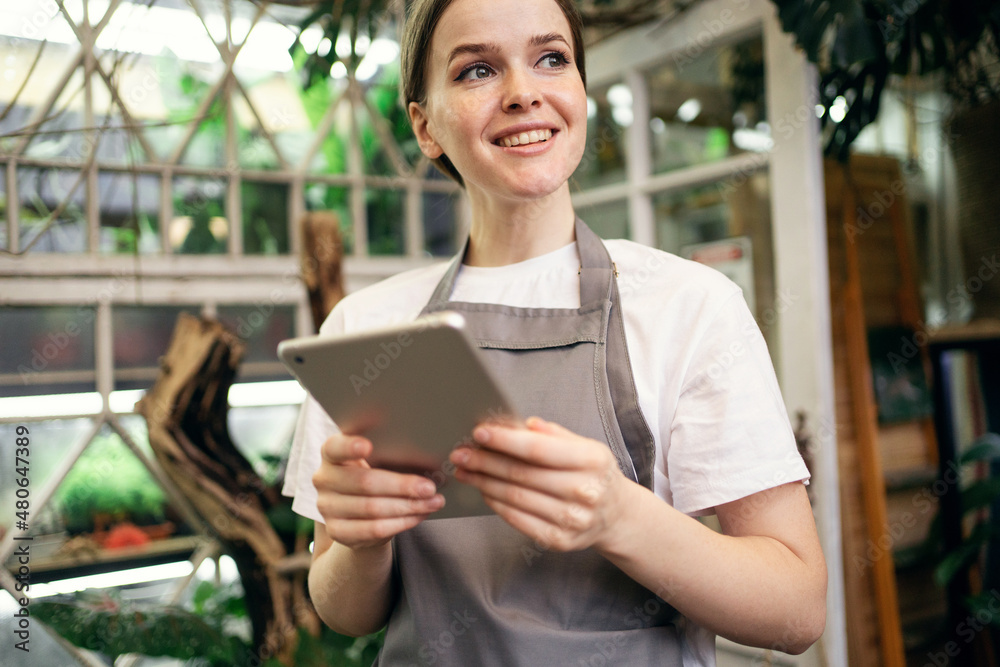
[[400, 0, 587, 186]]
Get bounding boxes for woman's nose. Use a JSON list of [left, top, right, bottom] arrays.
[[502, 69, 542, 111]]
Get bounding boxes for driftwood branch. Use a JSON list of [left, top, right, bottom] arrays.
[[136, 314, 318, 663]]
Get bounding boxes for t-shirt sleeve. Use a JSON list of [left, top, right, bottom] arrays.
[[282, 393, 338, 523], [281, 307, 345, 524], [667, 291, 810, 516]]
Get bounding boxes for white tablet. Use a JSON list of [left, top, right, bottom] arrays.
[[278, 311, 519, 519]]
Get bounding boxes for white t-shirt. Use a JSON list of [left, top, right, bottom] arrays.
[[282, 238, 810, 666]]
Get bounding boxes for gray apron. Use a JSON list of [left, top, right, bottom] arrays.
[[375, 219, 681, 666]]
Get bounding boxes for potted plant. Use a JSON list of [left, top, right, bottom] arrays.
[[768, 0, 1000, 319], [53, 432, 171, 546]]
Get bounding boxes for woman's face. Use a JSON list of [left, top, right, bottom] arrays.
[[409, 0, 588, 203]]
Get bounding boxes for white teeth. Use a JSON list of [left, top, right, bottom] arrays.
[[500, 129, 552, 148]]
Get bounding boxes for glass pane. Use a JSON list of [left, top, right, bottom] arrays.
[[653, 171, 776, 337], [171, 175, 227, 254], [242, 181, 289, 255], [228, 404, 299, 485], [18, 167, 87, 252], [217, 305, 295, 381], [367, 188, 405, 256], [306, 88, 349, 175], [648, 35, 767, 174], [0, 307, 96, 397], [98, 172, 160, 254], [573, 82, 630, 189], [305, 183, 353, 255], [113, 306, 198, 391], [0, 419, 95, 535], [423, 191, 460, 257], [577, 199, 629, 240], [362, 64, 421, 177], [22, 68, 87, 162], [48, 425, 172, 536]]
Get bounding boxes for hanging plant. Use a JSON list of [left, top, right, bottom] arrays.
[[767, 0, 1000, 159]]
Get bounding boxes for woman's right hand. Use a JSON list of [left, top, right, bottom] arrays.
[[311, 434, 445, 550]]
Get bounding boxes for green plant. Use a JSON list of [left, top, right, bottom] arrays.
[[932, 434, 1000, 598], [34, 584, 384, 667], [768, 0, 1000, 159], [53, 432, 167, 534]]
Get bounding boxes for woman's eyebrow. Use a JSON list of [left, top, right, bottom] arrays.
[[529, 32, 569, 49], [447, 41, 503, 66], [446, 33, 571, 67]]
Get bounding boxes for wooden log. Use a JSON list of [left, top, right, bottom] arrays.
[[301, 211, 346, 332], [136, 313, 317, 663]]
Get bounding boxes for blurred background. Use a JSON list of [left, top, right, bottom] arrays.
[[1, 1, 998, 666]]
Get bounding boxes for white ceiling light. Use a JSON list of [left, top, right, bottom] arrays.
[[606, 83, 633, 109], [676, 98, 702, 123], [829, 95, 849, 123], [612, 106, 634, 128]]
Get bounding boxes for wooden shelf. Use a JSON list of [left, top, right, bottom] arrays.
[[5, 535, 206, 584]]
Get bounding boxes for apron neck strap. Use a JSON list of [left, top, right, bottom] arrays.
[[424, 217, 614, 310]]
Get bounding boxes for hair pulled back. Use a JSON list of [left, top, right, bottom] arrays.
[[399, 0, 587, 186]]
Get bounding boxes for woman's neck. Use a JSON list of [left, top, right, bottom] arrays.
[[464, 185, 576, 267]]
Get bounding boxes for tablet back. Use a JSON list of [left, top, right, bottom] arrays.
[[278, 312, 517, 519]]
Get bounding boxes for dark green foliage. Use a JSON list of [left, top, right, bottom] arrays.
[[33, 590, 229, 663], [35, 583, 384, 667], [769, 0, 1000, 159]]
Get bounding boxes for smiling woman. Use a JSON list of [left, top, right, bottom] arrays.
[[284, 0, 827, 664]]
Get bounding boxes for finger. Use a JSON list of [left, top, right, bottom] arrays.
[[320, 435, 372, 465], [323, 465, 439, 500], [482, 497, 581, 553], [451, 447, 587, 500], [319, 491, 445, 521], [470, 421, 607, 470], [455, 466, 593, 529], [327, 514, 432, 547]]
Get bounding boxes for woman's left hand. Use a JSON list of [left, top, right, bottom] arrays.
[[449, 416, 633, 552]]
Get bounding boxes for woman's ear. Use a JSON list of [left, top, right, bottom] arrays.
[[408, 101, 444, 159]]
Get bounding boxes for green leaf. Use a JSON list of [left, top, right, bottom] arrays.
[[934, 522, 993, 586], [960, 433, 1000, 464], [965, 590, 1000, 626], [962, 478, 1000, 513]]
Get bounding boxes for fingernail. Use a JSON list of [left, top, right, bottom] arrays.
[[352, 439, 365, 455], [451, 448, 470, 464], [473, 427, 490, 443], [430, 494, 445, 509], [418, 480, 436, 497]]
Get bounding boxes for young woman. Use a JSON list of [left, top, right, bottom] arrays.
[[283, 0, 828, 663]]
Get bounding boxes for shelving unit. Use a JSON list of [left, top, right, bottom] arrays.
[[825, 154, 942, 666]]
